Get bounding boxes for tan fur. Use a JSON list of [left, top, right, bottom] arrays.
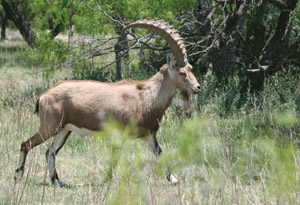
[[36, 63, 199, 138], [14, 61, 200, 187], [14, 18, 201, 186]]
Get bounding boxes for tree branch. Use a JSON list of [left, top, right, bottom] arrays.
[[261, 0, 298, 64], [269, 0, 288, 9], [252, 0, 267, 58], [82, 0, 125, 28], [224, 2, 246, 34]]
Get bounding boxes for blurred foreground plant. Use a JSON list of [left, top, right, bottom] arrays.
[[92, 108, 299, 203]]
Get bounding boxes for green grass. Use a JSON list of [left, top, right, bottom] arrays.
[[1, 30, 300, 204]]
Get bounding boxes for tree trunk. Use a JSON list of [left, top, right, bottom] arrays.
[[207, 2, 247, 79], [114, 16, 127, 80], [68, 24, 75, 47], [68, 11, 75, 47], [115, 37, 123, 80], [240, 0, 299, 92], [1, 0, 35, 48], [0, 12, 7, 40], [196, 0, 248, 79]]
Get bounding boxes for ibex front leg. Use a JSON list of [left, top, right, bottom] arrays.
[[145, 131, 179, 184]]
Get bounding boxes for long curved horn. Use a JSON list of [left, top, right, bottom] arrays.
[[122, 18, 187, 67]]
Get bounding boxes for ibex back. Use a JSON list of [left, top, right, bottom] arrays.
[[14, 18, 200, 187]]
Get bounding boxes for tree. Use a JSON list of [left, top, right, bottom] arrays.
[[0, 5, 8, 40], [1, 0, 36, 48], [1, 0, 77, 47], [181, 0, 300, 92], [241, 0, 300, 91], [3, 0, 299, 94], [79, 0, 198, 79]]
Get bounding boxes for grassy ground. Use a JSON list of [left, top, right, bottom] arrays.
[[0, 30, 300, 204]]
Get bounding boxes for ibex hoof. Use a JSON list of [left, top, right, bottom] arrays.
[[167, 174, 179, 185], [52, 179, 67, 188], [14, 169, 24, 182]]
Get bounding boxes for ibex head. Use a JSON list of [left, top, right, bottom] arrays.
[[166, 53, 200, 94], [123, 18, 200, 111]]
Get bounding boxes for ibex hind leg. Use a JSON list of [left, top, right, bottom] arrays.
[[46, 128, 71, 187], [15, 132, 49, 181]]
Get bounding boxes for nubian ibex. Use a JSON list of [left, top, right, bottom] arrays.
[[14, 18, 200, 187]]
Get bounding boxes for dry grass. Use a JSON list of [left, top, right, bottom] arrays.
[[1, 30, 300, 204]]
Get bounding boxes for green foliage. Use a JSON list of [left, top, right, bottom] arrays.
[[90, 104, 300, 203], [72, 61, 116, 81], [24, 32, 70, 72], [234, 136, 298, 201], [195, 74, 244, 115], [36, 32, 68, 63], [274, 110, 298, 128], [175, 109, 299, 201], [1, 34, 300, 203], [21, 0, 201, 80], [29, 0, 73, 32], [177, 117, 223, 167], [93, 120, 148, 203]]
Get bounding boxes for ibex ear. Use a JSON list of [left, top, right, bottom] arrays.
[[166, 53, 175, 71]]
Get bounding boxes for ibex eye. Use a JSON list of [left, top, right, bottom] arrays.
[[180, 72, 186, 77]]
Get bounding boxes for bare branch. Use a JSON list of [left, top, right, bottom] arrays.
[[81, 0, 125, 28], [94, 2, 125, 28], [269, 0, 288, 9]]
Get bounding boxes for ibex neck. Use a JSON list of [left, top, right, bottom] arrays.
[[144, 64, 176, 110]]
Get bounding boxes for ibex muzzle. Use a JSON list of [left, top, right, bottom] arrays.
[[14, 18, 200, 186]]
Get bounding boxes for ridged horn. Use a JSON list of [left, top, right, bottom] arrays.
[[122, 18, 187, 67]]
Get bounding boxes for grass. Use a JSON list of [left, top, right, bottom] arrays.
[[0, 30, 300, 204]]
